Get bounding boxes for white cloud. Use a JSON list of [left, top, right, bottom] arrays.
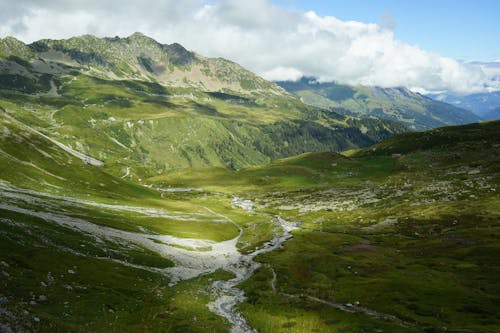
[[262, 66, 303, 81], [0, 0, 498, 94]]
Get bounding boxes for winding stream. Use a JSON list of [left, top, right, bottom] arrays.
[[208, 199, 298, 333], [0, 185, 295, 332]]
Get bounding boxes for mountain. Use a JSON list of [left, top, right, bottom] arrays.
[[1, 32, 282, 95], [428, 90, 500, 120], [0, 34, 406, 179], [0, 32, 497, 333], [483, 107, 500, 120], [276, 77, 481, 131]]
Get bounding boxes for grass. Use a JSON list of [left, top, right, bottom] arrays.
[[239, 265, 422, 333], [0, 69, 405, 176], [147, 152, 398, 193], [233, 122, 500, 333], [0, 209, 172, 332], [145, 121, 500, 332], [0, 60, 498, 332]]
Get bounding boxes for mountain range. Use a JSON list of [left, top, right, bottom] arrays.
[[0, 33, 409, 180], [276, 77, 481, 131], [428, 90, 500, 120]]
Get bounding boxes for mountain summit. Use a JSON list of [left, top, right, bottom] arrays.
[[1, 33, 285, 96]]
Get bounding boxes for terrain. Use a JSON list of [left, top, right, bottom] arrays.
[[0, 33, 498, 333], [277, 77, 481, 130], [153, 121, 500, 333], [1, 103, 498, 332], [0, 34, 405, 178], [428, 91, 500, 120]]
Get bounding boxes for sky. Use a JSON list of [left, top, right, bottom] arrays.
[[278, 0, 500, 61], [0, 0, 499, 95]]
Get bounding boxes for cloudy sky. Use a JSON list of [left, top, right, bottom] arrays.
[[1, 0, 499, 94]]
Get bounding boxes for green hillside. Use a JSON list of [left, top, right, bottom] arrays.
[[0, 35, 406, 180], [277, 77, 481, 130], [151, 120, 500, 333]]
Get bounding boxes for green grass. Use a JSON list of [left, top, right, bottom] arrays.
[[147, 121, 500, 332], [232, 121, 500, 333], [0, 201, 242, 332], [0, 68, 405, 178], [0, 54, 498, 333]]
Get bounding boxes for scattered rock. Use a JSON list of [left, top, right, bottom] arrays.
[[46, 272, 54, 285]]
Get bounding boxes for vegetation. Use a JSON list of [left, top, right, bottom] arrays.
[[0, 39, 406, 176], [152, 121, 500, 332], [0, 33, 496, 333], [277, 77, 481, 130]]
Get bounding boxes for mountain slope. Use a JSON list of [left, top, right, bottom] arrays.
[[483, 107, 500, 120], [0, 98, 264, 332], [3, 32, 283, 96], [429, 91, 500, 120], [277, 77, 481, 130], [0, 34, 406, 179]]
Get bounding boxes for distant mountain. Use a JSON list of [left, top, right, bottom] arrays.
[[482, 107, 500, 120], [0, 34, 405, 177], [276, 77, 481, 131], [428, 91, 500, 120]]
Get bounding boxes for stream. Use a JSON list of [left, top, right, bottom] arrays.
[[0, 185, 295, 333], [208, 198, 298, 333]]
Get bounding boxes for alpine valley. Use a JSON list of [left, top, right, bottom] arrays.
[[0, 33, 498, 333]]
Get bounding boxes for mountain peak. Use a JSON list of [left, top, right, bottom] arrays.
[[126, 32, 158, 44], [0, 36, 24, 44], [0, 36, 33, 59], [0, 33, 286, 96], [129, 31, 147, 39]]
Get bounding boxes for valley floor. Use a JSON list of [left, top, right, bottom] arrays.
[[1, 121, 499, 333]]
